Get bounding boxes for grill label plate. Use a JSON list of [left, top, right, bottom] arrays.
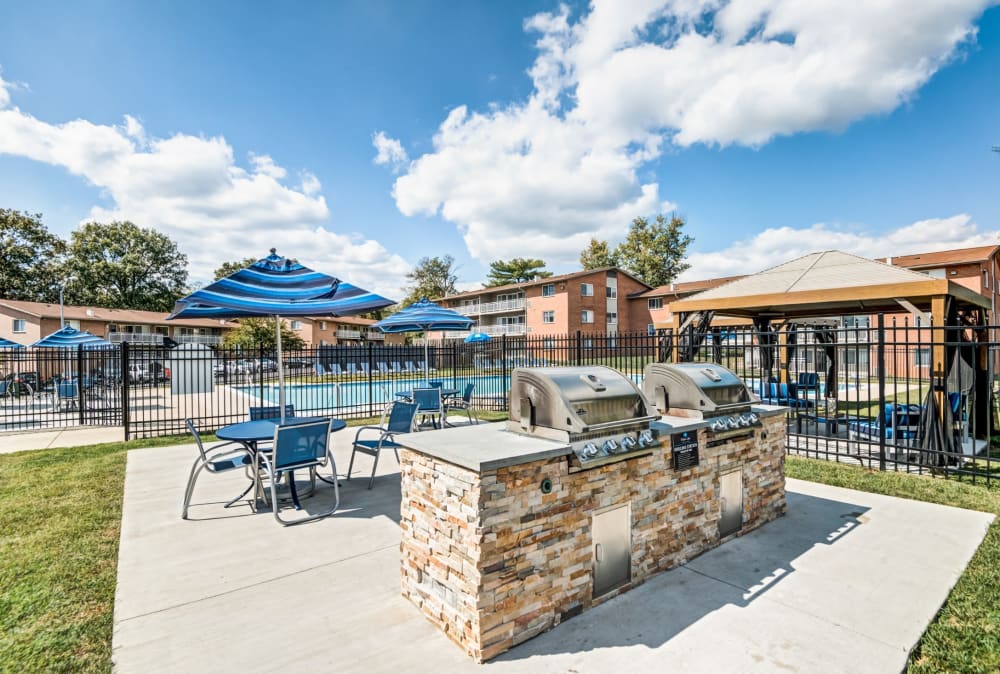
[[671, 430, 700, 470]]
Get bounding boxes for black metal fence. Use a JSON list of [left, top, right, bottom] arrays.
[[2, 317, 997, 483]]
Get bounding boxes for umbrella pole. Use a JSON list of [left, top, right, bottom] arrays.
[[275, 315, 286, 424], [424, 331, 430, 385]]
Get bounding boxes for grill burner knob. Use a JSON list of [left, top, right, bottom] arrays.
[[581, 442, 600, 458], [710, 419, 727, 433], [620, 436, 637, 451], [748, 412, 760, 425], [738, 414, 752, 427], [603, 439, 620, 454], [638, 430, 655, 447], [727, 417, 740, 430]]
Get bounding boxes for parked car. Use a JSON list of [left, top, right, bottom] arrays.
[[148, 360, 171, 383], [96, 364, 151, 385]]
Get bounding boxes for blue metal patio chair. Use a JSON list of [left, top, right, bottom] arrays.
[[390, 361, 403, 373], [249, 405, 296, 421], [181, 418, 255, 519], [53, 380, 79, 411], [444, 382, 478, 425], [412, 387, 443, 429], [360, 362, 371, 375], [349, 401, 417, 489], [256, 419, 339, 525], [313, 362, 327, 376], [404, 361, 418, 373], [346, 363, 359, 376], [329, 363, 344, 376]]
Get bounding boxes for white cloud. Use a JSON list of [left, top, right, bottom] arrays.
[[385, 0, 992, 266], [372, 131, 408, 170], [680, 214, 1000, 280], [0, 77, 410, 301]]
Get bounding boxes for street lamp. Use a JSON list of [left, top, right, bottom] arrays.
[[59, 276, 75, 328]]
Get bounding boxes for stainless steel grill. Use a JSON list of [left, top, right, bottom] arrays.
[[642, 363, 761, 437], [507, 366, 659, 469]]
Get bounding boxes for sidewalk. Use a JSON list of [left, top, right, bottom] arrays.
[[0, 426, 124, 454]]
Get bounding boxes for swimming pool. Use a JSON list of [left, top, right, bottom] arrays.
[[236, 374, 512, 414]]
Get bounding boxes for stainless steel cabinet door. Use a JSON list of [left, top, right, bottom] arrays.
[[719, 468, 743, 538], [592, 503, 631, 597]]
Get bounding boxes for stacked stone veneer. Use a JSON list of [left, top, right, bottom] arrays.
[[399, 414, 786, 662]]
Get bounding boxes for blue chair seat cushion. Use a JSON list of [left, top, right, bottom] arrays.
[[210, 453, 253, 471]]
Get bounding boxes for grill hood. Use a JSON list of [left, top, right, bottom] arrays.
[[642, 362, 760, 417]]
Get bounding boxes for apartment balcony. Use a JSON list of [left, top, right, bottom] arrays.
[[482, 324, 526, 336], [454, 298, 526, 316], [107, 333, 223, 345], [335, 329, 385, 341], [177, 334, 224, 345]]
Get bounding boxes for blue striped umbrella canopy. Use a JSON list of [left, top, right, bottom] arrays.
[[464, 332, 491, 344], [168, 250, 395, 422], [374, 298, 473, 381], [0, 336, 25, 349], [31, 326, 112, 349]]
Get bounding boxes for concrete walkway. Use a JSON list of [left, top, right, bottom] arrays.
[[112, 434, 993, 673], [0, 425, 123, 454]]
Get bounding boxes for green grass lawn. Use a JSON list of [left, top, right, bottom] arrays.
[[786, 456, 1000, 673], [0, 433, 995, 672]]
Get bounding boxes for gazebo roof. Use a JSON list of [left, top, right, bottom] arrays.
[[670, 251, 989, 320]]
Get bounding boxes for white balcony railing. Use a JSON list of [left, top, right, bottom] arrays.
[[454, 298, 526, 316], [336, 329, 362, 340], [482, 324, 526, 336], [367, 331, 385, 341], [178, 334, 223, 345], [335, 329, 385, 341], [107, 333, 223, 345]]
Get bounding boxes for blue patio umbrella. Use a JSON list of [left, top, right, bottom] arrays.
[[464, 332, 491, 344], [168, 249, 395, 422], [31, 325, 112, 349], [0, 337, 25, 349], [373, 297, 474, 382]]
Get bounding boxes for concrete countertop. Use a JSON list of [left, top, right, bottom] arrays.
[[651, 404, 787, 433], [397, 422, 571, 473]]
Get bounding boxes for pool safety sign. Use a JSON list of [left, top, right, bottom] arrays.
[[671, 430, 699, 470]]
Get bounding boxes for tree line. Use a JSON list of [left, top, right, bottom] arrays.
[[401, 213, 692, 305]]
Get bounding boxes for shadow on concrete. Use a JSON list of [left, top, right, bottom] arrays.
[[492, 491, 870, 663]]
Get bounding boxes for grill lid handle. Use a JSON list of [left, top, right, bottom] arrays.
[[579, 373, 607, 392], [701, 367, 722, 382]]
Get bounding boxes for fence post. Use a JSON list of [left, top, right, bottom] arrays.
[[258, 341, 265, 402], [877, 312, 886, 472], [121, 341, 130, 441], [575, 330, 582, 366], [501, 334, 508, 390], [77, 344, 85, 425], [367, 340, 374, 417]]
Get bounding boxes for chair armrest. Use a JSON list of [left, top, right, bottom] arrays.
[[353, 425, 385, 443]]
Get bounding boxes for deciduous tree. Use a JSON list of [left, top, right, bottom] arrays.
[[222, 317, 306, 350], [402, 255, 458, 306], [579, 238, 619, 269], [0, 209, 66, 302], [213, 257, 258, 280], [485, 257, 553, 286], [615, 214, 692, 287], [63, 221, 188, 311]]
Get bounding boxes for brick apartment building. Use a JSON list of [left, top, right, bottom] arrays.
[[434, 268, 653, 339], [635, 275, 746, 331], [286, 315, 404, 347]]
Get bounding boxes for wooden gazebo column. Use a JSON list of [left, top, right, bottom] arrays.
[[931, 295, 950, 423]]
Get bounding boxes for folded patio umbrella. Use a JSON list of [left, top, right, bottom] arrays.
[[373, 297, 474, 383], [169, 249, 395, 422]]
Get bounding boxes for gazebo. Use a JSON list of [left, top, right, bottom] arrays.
[[668, 251, 992, 444]]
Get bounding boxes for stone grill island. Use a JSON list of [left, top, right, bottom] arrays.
[[397, 366, 786, 662]]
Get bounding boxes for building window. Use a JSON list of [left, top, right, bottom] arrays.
[[606, 286, 617, 299], [647, 323, 655, 336], [320, 321, 327, 330], [581, 283, 594, 297], [607, 312, 617, 325], [67, 320, 80, 330], [841, 315, 869, 329], [290, 320, 302, 330], [607, 336, 617, 348], [543, 311, 555, 324], [925, 268, 946, 279], [914, 348, 931, 367], [542, 284, 555, 297], [648, 298, 663, 310], [12, 319, 26, 333], [542, 337, 555, 350], [581, 310, 594, 324], [985, 271, 990, 288], [583, 338, 594, 349]]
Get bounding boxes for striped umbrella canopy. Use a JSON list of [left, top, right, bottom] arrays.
[[0, 336, 25, 349], [464, 332, 491, 344], [169, 249, 395, 422], [31, 326, 112, 349], [373, 298, 474, 382]]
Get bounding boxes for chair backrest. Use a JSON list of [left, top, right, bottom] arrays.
[[386, 402, 417, 434], [313, 363, 327, 376], [249, 405, 295, 421], [428, 380, 444, 388], [377, 362, 389, 373], [185, 418, 210, 462], [330, 363, 343, 375], [272, 420, 331, 471], [360, 362, 370, 374], [413, 388, 441, 413], [58, 381, 78, 398], [462, 382, 475, 402], [346, 363, 358, 375]]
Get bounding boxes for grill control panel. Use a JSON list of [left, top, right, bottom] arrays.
[[708, 412, 760, 434], [572, 429, 658, 469]]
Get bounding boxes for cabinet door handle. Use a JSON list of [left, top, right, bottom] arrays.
[[721, 497, 727, 511], [594, 543, 604, 562]]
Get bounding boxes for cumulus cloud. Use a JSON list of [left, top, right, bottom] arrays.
[[372, 131, 408, 170], [385, 0, 991, 266], [680, 214, 1000, 280], [0, 79, 410, 300]]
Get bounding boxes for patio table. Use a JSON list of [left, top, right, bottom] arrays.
[[217, 416, 346, 510]]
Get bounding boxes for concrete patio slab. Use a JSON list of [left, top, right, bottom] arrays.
[[0, 425, 124, 453], [113, 433, 993, 673]]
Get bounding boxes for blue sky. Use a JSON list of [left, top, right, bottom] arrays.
[[1, 0, 998, 299]]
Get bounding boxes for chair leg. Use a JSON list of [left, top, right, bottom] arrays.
[[347, 446, 357, 482], [224, 480, 254, 508], [368, 449, 380, 489], [181, 459, 207, 519]]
